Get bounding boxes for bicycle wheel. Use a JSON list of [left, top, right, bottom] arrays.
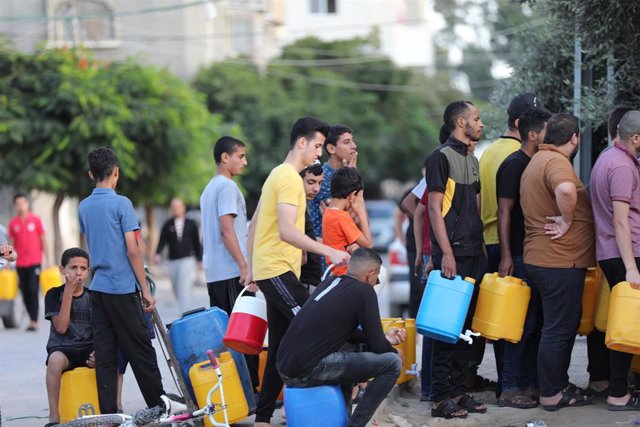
[[57, 414, 129, 426]]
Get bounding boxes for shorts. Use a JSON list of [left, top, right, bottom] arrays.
[[46, 347, 93, 372]]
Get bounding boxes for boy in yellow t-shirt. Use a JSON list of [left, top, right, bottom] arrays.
[[246, 116, 350, 426], [322, 167, 372, 275]]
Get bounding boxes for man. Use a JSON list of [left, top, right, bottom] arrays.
[[585, 106, 633, 398], [425, 101, 489, 419], [277, 248, 404, 427], [590, 110, 640, 410], [300, 163, 324, 291], [247, 116, 350, 426], [9, 193, 51, 331], [200, 136, 249, 315], [495, 107, 551, 408], [308, 124, 358, 239], [155, 198, 202, 313], [520, 114, 595, 411]]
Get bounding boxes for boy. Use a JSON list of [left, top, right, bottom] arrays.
[[322, 167, 372, 275], [300, 163, 324, 290], [201, 136, 249, 314], [78, 147, 183, 415], [247, 116, 350, 426], [44, 248, 94, 427]]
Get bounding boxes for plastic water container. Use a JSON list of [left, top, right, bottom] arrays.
[[59, 367, 100, 422], [0, 269, 18, 300], [223, 288, 268, 355], [189, 351, 248, 426], [168, 307, 256, 413], [595, 275, 611, 332], [404, 318, 417, 380], [605, 282, 640, 354], [472, 274, 530, 343], [284, 385, 348, 427], [258, 347, 284, 400], [416, 270, 476, 344], [40, 267, 62, 296], [578, 267, 601, 336], [381, 318, 407, 384]]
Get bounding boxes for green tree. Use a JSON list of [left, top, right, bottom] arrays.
[[0, 46, 218, 259]]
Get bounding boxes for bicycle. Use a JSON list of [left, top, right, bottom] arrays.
[[57, 350, 231, 427]]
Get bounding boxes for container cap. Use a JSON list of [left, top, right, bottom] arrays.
[[464, 277, 476, 284]]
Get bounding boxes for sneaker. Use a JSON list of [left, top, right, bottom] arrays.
[[161, 394, 188, 416]]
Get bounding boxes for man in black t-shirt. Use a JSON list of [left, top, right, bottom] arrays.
[[300, 163, 324, 290], [277, 248, 405, 427], [44, 248, 94, 427], [495, 108, 550, 408]]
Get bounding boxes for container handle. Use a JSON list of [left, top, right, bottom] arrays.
[[321, 264, 336, 281]]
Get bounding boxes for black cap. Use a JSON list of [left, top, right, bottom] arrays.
[[508, 93, 542, 121]]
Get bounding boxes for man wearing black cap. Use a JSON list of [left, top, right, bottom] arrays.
[[470, 93, 542, 394]]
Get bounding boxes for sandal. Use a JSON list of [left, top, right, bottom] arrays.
[[497, 393, 538, 409], [584, 386, 609, 399], [456, 394, 487, 413], [542, 384, 594, 412], [431, 398, 468, 419], [608, 395, 640, 411]]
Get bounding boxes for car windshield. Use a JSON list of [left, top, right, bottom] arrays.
[[367, 207, 392, 219]]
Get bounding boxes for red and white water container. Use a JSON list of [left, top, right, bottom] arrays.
[[223, 287, 268, 355]]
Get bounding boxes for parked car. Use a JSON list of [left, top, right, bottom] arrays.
[[365, 200, 397, 252], [386, 239, 410, 317]]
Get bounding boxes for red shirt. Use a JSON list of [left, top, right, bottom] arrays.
[[8, 213, 45, 267], [420, 190, 431, 256]]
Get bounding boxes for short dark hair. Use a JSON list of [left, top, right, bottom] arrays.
[[88, 147, 119, 182], [518, 108, 552, 141], [300, 163, 323, 178], [349, 247, 382, 269], [213, 136, 245, 164], [330, 167, 362, 199], [618, 110, 640, 140], [61, 247, 90, 267], [543, 113, 580, 147], [324, 124, 353, 155], [290, 116, 330, 148], [443, 101, 473, 135], [13, 192, 28, 203], [608, 107, 634, 139]]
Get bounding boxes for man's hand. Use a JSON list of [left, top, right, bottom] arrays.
[[627, 269, 640, 290], [545, 215, 572, 240], [330, 249, 350, 266], [423, 257, 434, 279], [0, 244, 14, 258], [414, 250, 423, 277], [319, 199, 331, 215], [441, 253, 457, 278], [141, 289, 156, 312], [343, 151, 358, 168], [241, 269, 259, 293], [345, 243, 360, 254], [385, 327, 407, 345], [498, 255, 514, 278], [86, 351, 95, 368]]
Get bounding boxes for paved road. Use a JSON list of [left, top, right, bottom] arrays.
[[2, 267, 639, 427]]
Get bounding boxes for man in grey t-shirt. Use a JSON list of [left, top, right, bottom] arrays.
[[200, 136, 250, 314]]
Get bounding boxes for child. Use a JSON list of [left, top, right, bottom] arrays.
[[44, 248, 94, 427], [78, 147, 184, 415], [322, 167, 372, 275]]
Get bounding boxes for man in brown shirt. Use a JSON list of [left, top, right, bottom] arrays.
[[520, 113, 595, 411]]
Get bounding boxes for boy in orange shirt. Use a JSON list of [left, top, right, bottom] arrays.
[[322, 167, 373, 275]]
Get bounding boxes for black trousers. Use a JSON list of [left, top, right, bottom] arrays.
[[599, 257, 640, 397], [207, 277, 260, 389], [17, 264, 40, 322], [90, 291, 165, 413], [430, 253, 489, 402], [255, 271, 309, 423]]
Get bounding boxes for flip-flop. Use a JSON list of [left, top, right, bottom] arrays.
[[608, 395, 640, 411], [456, 394, 487, 413], [542, 385, 594, 412], [497, 394, 538, 409]]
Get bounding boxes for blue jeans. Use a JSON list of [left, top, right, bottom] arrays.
[[283, 351, 401, 427], [500, 256, 541, 392], [525, 264, 585, 397]]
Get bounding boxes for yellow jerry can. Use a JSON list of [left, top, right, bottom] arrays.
[[404, 318, 417, 380], [578, 267, 601, 336], [40, 267, 63, 297], [595, 274, 611, 332], [0, 269, 19, 300], [605, 282, 640, 354], [59, 367, 100, 422], [381, 318, 407, 384]]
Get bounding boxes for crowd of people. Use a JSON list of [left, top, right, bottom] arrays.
[[2, 92, 639, 427]]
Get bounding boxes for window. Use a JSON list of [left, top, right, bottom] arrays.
[[51, 0, 118, 47], [310, 0, 337, 14]]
